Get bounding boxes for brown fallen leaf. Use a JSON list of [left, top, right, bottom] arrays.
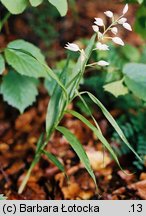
[[128, 180, 146, 200], [118, 170, 136, 184]]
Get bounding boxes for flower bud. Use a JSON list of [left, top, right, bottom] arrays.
[[94, 18, 104, 26], [112, 37, 125, 46], [104, 11, 113, 18]]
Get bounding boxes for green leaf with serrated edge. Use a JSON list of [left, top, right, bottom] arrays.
[[66, 110, 133, 175], [123, 63, 146, 101], [1, 0, 28, 14], [43, 150, 65, 173], [29, 0, 43, 7], [104, 79, 129, 98], [57, 126, 97, 188], [0, 54, 5, 75], [7, 39, 45, 64], [80, 91, 142, 163], [4, 49, 47, 78], [6, 40, 67, 99], [1, 71, 38, 113], [48, 0, 68, 16]]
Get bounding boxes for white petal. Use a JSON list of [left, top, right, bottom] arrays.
[[92, 25, 99, 33], [65, 43, 80, 52], [96, 42, 109, 51], [94, 18, 104, 26], [104, 11, 113, 18], [97, 60, 109, 66], [123, 22, 132, 31], [111, 27, 118, 35], [112, 37, 125, 46], [123, 4, 129, 14], [118, 17, 127, 24]]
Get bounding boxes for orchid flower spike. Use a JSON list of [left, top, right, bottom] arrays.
[[97, 60, 109, 67], [65, 42, 80, 52]]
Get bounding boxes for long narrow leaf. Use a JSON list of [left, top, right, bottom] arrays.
[[66, 110, 133, 174], [57, 126, 97, 188], [80, 91, 142, 162], [43, 150, 65, 173]]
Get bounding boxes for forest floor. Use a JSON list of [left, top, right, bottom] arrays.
[[0, 0, 146, 200]]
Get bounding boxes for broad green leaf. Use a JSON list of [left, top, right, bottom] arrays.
[[1, 0, 28, 14], [135, 5, 146, 39], [29, 0, 43, 6], [57, 126, 97, 187], [1, 71, 38, 113], [7, 39, 45, 64], [48, 0, 68, 16], [66, 110, 127, 172], [0, 54, 5, 75], [80, 91, 142, 162], [137, 0, 144, 4], [43, 150, 65, 173], [121, 44, 140, 62], [4, 49, 47, 78], [6, 40, 67, 98], [104, 79, 129, 98], [0, 194, 7, 200], [123, 63, 146, 101]]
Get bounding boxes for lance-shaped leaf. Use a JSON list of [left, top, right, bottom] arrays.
[[43, 150, 65, 173], [66, 110, 134, 174], [57, 126, 97, 188], [80, 91, 142, 162]]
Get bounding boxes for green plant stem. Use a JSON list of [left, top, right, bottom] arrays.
[[0, 12, 11, 32]]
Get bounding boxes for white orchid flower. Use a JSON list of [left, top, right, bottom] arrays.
[[94, 18, 104, 26], [92, 25, 99, 33], [123, 23, 132, 31], [123, 4, 129, 15], [65, 42, 80, 52], [112, 37, 125, 46], [97, 60, 109, 66], [104, 11, 113, 18], [111, 27, 118, 35], [118, 17, 127, 24], [96, 42, 109, 51]]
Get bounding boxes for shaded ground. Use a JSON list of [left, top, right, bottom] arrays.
[[0, 0, 146, 200]]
